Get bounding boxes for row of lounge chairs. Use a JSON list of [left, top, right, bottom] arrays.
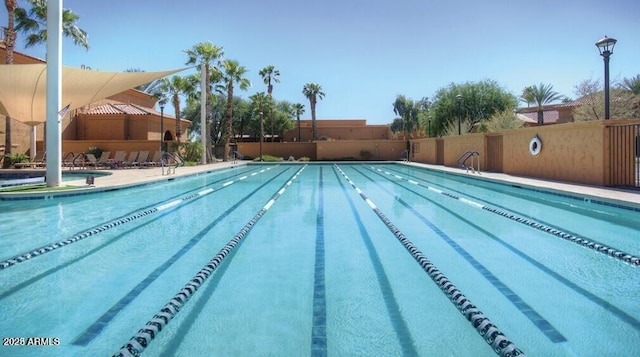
[[63, 151, 175, 170], [14, 151, 46, 169]]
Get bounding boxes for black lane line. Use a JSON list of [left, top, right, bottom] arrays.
[[73, 167, 292, 346], [362, 165, 640, 334], [0, 167, 279, 300], [0, 166, 271, 270], [373, 165, 640, 267], [112, 166, 307, 356], [331, 166, 418, 356], [334, 165, 525, 357], [311, 166, 327, 357]]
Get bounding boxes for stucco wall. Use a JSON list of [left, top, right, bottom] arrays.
[[408, 120, 622, 186], [501, 121, 605, 185], [237, 142, 316, 160], [316, 140, 406, 161], [237, 140, 406, 161], [410, 138, 438, 164]]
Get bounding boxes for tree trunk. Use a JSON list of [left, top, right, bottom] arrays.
[[224, 83, 233, 162], [311, 97, 317, 141]]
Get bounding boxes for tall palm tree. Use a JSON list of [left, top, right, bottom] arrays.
[[14, 0, 89, 50], [529, 83, 563, 125], [259, 65, 280, 141], [153, 75, 195, 142], [292, 103, 305, 142], [184, 41, 224, 160], [250, 92, 269, 160], [3, 0, 88, 167], [221, 59, 250, 161], [302, 83, 325, 140]]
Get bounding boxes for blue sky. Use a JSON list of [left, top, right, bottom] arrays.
[[3, 0, 640, 124]]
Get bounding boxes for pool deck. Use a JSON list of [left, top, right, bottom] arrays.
[[1, 161, 639, 207]]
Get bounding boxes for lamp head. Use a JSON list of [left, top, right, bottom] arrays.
[[596, 36, 617, 56]]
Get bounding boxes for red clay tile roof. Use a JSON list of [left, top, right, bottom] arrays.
[[519, 110, 560, 123]]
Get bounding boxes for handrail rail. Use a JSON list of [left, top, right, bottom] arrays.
[[161, 152, 183, 175], [456, 150, 481, 174], [62, 151, 75, 168], [71, 152, 87, 170]]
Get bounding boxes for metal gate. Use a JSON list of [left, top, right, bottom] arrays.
[[607, 123, 640, 189]]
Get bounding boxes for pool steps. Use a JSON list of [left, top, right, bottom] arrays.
[[113, 165, 307, 357], [0, 167, 275, 270], [335, 165, 526, 357], [371, 166, 640, 267]]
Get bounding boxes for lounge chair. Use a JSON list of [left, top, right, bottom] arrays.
[[15, 151, 46, 168], [82, 153, 99, 169], [141, 151, 163, 167], [96, 151, 111, 168], [135, 151, 150, 167], [123, 151, 139, 168], [110, 151, 127, 168]]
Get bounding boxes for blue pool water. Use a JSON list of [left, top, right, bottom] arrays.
[[0, 163, 638, 356]]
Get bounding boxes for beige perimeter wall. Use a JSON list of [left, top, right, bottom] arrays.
[[410, 120, 639, 186]]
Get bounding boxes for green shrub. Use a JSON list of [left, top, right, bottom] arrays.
[[6, 153, 29, 167], [360, 150, 372, 160], [297, 157, 310, 162], [169, 141, 204, 162], [253, 154, 284, 162], [87, 147, 103, 159]]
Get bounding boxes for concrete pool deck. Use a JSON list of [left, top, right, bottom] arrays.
[[1, 161, 639, 208]]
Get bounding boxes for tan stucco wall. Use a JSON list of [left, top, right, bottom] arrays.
[[62, 140, 161, 158], [237, 142, 317, 160], [237, 140, 406, 161], [409, 138, 438, 164], [440, 133, 487, 167], [316, 140, 407, 161], [408, 120, 634, 186], [501, 121, 605, 185]]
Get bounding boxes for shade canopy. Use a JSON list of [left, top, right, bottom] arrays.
[[0, 64, 186, 124]]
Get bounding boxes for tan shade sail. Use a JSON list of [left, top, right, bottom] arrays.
[[0, 64, 187, 124]]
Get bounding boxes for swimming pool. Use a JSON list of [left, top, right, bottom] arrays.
[[0, 163, 638, 356], [0, 170, 110, 187]]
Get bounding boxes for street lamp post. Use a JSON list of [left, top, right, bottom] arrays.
[[455, 94, 463, 135], [596, 36, 617, 120], [428, 115, 431, 138], [259, 110, 264, 162], [159, 99, 166, 152]]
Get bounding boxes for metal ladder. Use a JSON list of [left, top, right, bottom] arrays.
[[456, 150, 481, 174]]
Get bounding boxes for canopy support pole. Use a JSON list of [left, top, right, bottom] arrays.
[[45, 0, 62, 187]]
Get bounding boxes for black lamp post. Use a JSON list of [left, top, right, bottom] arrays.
[[159, 99, 166, 152], [596, 36, 617, 120], [455, 94, 463, 135], [259, 110, 264, 162], [428, 115, 431, 137]]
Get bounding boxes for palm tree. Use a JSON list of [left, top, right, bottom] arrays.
[[3, 0, 88, 167], [221, 59, 250, 161], [520, 86, 535, 107], [292, 103, 305, 142], [528, 83, 563, 125], [184, 42, 224, 161], [14, 0, 89, 50], [153, 75, 195, 142], [250, 92, 269, 160], [259, 65, 280, 141], [621, 75, 640, 95], [302, 83, 325, 140]]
